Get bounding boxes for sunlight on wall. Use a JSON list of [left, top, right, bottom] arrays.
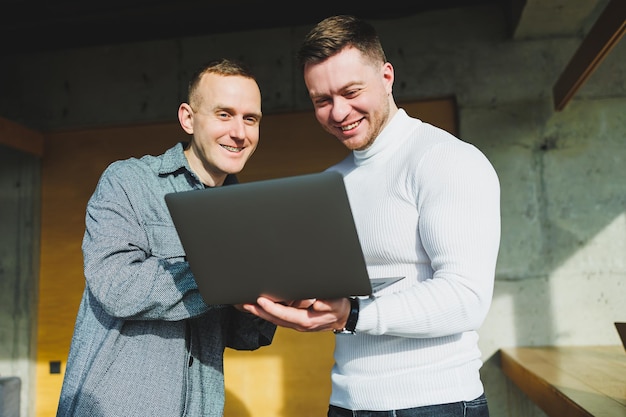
[[553, 212, 626, 274], [35, 360, 63, 417], [224, 355, 282, 416], [481, 214, 626, 356], [548, 212, 626, 344], [222, 328, 334, 417], [485, 293, 518, 348]]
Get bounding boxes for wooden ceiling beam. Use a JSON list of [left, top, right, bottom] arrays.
[[553, 0, 626, 111], [0, 117, 44, 157]]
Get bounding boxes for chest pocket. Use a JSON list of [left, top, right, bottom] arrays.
[[146, 223, 186, 259]]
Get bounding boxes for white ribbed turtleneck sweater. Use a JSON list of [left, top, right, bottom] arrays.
[[327, 109, 501, 410]]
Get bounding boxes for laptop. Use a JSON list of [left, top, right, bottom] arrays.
[[616, 322, 626, 350], [165, 171, 404, 305]]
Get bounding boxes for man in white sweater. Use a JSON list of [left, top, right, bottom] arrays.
[[243, 15, 500, 417]]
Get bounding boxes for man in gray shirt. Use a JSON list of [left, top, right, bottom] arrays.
[[57, 58, 276, 417]]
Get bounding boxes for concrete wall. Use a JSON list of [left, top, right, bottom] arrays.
[[0, 145, 40, 417], [1, 3, 625, 417]]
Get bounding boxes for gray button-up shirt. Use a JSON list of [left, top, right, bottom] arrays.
[[57, 142, 276, 417]]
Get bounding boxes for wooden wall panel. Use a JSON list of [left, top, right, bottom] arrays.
[[36, 122, 187, 416], [36, 99, 456, 416]]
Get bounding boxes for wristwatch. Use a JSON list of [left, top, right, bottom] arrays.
[[333, 297, 359, 335]]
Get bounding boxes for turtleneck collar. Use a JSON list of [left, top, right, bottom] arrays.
[[353, 109, 413, 166]]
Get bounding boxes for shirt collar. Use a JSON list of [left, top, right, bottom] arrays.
[[158, 142, 238, 186]]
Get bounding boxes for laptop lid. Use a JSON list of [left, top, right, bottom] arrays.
[[165, 171, 402, 305], [616, 322, 626, 350]]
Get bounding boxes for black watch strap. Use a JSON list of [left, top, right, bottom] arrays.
[[333, 297, 359, 335]]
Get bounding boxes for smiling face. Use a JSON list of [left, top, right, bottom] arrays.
[[178, 72, 262, 186], [304, 46, 396, 151]]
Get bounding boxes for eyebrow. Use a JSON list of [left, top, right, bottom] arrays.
[[309, 81, 365, 99]]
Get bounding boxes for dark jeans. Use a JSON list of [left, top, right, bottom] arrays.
[[327, 394, 489, 417]]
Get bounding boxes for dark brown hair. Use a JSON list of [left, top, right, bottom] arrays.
[[296, 15, 387, 70]]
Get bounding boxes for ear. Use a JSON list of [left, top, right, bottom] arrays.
[[382, 62, 394, 95], [178, 103, 194, 134]]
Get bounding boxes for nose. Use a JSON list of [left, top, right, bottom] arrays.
[[230, 117, 246, 139], [329, 97, 351, 122]]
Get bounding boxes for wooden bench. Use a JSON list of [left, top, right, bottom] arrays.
[[500, 345, 626, 417]]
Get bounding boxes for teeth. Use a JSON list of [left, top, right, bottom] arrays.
[[342, 121, 360, 131], [222, 145, 242, 152]]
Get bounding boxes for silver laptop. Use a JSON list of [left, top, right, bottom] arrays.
[[165, 171, 403, 305]]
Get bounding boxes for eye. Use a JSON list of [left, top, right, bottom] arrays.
[[344, 89, 360, 98], [217, 111, 231, 120], [244, 115, 260, 126], [313, 97, 331, 108]]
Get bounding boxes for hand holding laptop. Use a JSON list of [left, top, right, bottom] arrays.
[[242, 296, 351, 333]]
